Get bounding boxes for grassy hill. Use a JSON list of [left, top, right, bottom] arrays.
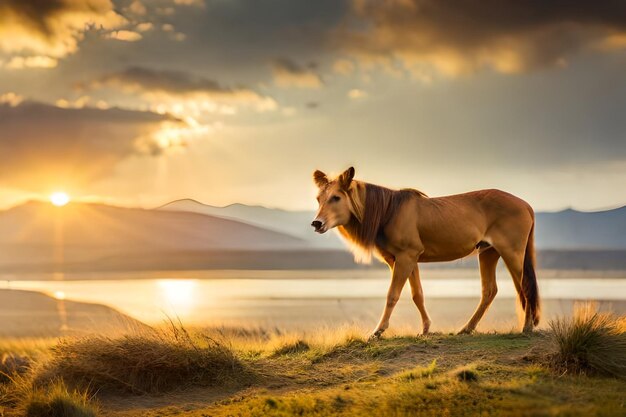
[[1, 306, 624, 416]]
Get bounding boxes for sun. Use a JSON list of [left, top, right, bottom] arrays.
[[49, 192, 70, 207]]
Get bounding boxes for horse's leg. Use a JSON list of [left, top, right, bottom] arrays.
[[369, 254, 414, 339], [408, 265, 431, 335], [458, 247, 500, 334], [499, 248, 534, 332]]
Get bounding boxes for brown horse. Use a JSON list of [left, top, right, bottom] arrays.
[[311, 167, 539, 338]]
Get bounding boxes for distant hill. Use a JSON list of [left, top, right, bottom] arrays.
[[535, 206, 626, 249], [158, 199, 344, 249], [160, 199, 626, 250], [0, 201, 308, 270], [0, 289, 148, 337], [1, 199, 624, 272]]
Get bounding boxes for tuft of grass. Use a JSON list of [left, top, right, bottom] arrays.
[[1, 352, 31, 384], [455, 368, 479, 382], [397, 359, 437, 381], [549, 303, 626, 379], [272, 340, 310, 356], [23, 381, 98, 417], [1, 376, 98, 417], [36, 323, 252, 394]]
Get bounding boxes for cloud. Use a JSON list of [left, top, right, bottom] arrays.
[[337, 0, 626, 76], [136, 22, 154, 32], [0, 0, 126, 59], [0, 92, 24, 106], [3, 56, 58, 69], [333, 59, 355, 75], [105, 30, 143, 42], [173, 0, 205, 6], [81, 66, 278, 114], [271, 58, 324, 89], [127, 0, 147, 16], [0, 99, 185, 191], [347, 89, 367, 99]]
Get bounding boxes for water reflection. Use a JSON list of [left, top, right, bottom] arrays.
[[6, 271, 626, 331], [157, 279, 198, 318]]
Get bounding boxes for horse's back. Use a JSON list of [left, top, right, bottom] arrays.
[[414, 189, 534, 258], [431, 189, 533, 220]]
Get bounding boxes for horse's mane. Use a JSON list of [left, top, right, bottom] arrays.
[[338, 182, 426, 263]]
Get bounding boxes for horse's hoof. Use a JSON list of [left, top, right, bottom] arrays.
[[422, 321, 432, 335], [368, 329, 384, 342], [457, 328, 473, 335]]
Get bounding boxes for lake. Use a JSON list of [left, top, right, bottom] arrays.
[[4, 269, 626, 332]]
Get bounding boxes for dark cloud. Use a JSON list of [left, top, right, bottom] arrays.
[[0, 99, 181, 190], [105, 0, 348, 82], [0, 0, 126, 58], [338, 0, 626, 76], [86, 66, 240, 95], [81, 66, 277, 110], [271, 58, 323, 88]]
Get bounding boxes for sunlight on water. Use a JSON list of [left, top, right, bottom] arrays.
[[4, 270, 626, 329], [157, 279, 198, 318]]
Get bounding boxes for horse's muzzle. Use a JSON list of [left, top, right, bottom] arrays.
[[311, 220, 325, 233]]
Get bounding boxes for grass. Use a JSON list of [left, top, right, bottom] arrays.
[[35, 322, 251, 394], [22, 381, 98, 417], [0, 308, 624, 416], [454, 367, 479, 382], [397, 358, 437, 381], [549, 303, 626, 378], [1, 353, 31, 384], [272, 340, 311, 356], [1, 376, 98, 417], [207, 362, 625, 417]]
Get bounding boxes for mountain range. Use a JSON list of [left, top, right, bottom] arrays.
[[157, 199, 344, 248], [160, 199, 626, 250], [0, 200, 307, 270], [0, 198, 624, 272]]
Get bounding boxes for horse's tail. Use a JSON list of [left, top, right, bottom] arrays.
[[522, 223, 540, 326]]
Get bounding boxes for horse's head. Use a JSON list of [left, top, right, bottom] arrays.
[[311, 167, 358, 234]]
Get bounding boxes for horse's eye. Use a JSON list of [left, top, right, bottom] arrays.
[[330, 195, 341, 203]]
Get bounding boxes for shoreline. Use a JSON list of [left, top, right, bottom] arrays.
[[1, 268, 625, 282]]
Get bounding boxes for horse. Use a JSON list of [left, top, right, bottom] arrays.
[[311, 167, 539, 338]]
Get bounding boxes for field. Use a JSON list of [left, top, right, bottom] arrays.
[[1, 306, 625, 417]]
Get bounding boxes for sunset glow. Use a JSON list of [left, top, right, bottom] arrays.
[[50, 192, 70, 207], [157, 280, 197, 319], [0, 2, 625, 414]]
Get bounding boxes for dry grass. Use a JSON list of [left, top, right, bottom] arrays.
[[1, 311, 625, 416], [35, 323, 252, 394], [209, 324, 368, 357], [1, 353, 31, 384], [1, 375, 98, 417], [22, 380, 98, 417], [396, 359, 437, 381], [272, 340, 310, 356], [0, 338, 56, 358], [549, 303, 626, 378]]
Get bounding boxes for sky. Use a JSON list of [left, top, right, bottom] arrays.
[[0, 0, 625, 212]]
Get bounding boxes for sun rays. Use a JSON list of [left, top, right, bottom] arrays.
[[49, 192, 70, 207]]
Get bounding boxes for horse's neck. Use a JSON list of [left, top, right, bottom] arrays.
[[344, 184, 395, 240]]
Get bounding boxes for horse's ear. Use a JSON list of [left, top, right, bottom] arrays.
[[313, 170, 328, 188], [339, 166, 355, 190]]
